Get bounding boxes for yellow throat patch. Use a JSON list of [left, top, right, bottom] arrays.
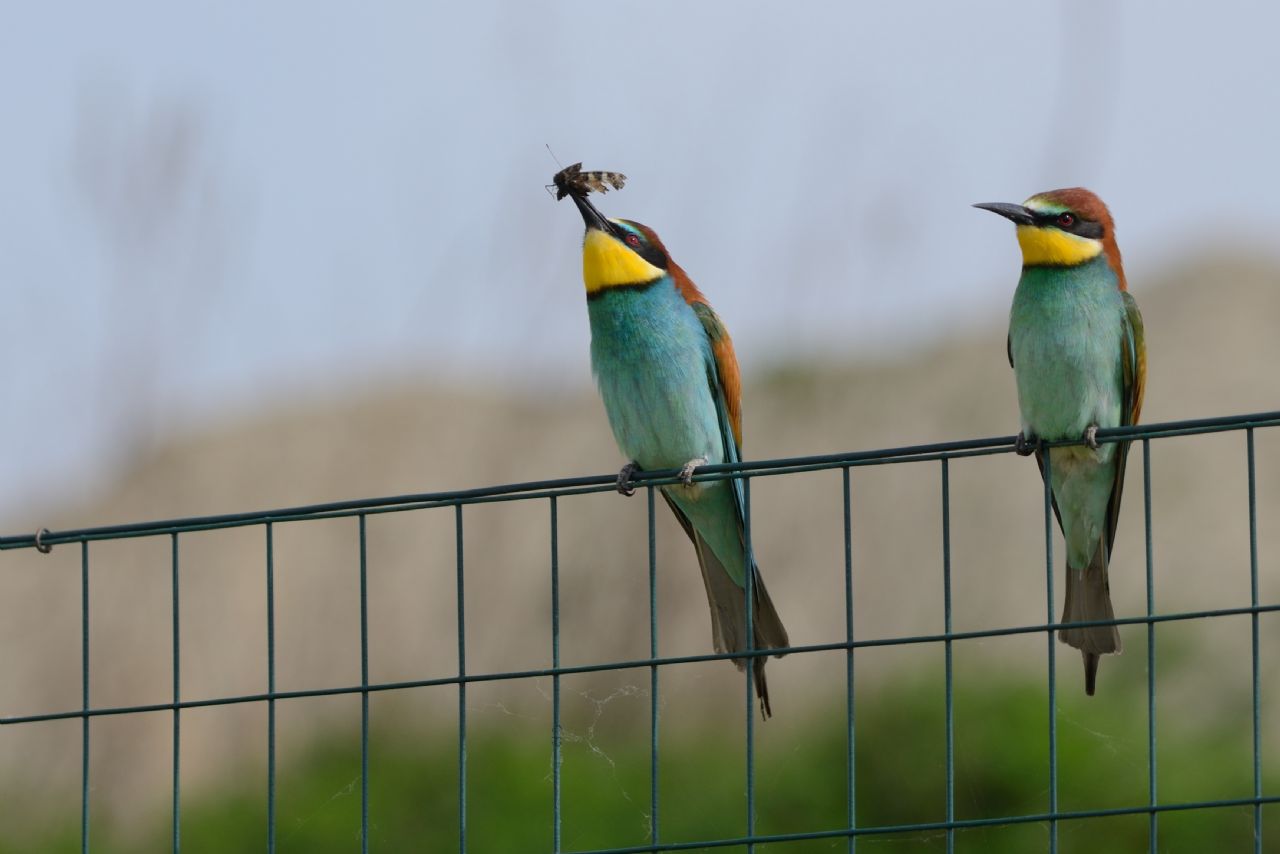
[[1015, 224, 1103, 267], [582, 228, 665, 294]]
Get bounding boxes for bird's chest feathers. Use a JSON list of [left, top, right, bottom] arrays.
[[1009, 264, 1125, 441], [587, 284, 722, 469]]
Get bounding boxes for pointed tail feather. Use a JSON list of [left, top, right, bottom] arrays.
[[692, 533, 790, 718], [1081, 651, 1101, 697], [1058, 542, 1121, 695]]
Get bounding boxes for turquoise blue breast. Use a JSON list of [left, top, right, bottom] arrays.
[[587, 279, 724, 470], [1008, 257, 1126, 441]]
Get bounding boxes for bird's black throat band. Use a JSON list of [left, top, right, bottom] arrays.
[[585, 279, 664, 301]]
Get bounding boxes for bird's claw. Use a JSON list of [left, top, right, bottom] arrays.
[[1014, 431, 1041, 457], [677, 457, 707, 486], [616, 462, 639, 497], [1083, 424, 1100, 451]]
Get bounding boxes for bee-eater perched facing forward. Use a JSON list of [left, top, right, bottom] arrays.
[[564, 190, 789, 717], [975, 188, 1146, 696]]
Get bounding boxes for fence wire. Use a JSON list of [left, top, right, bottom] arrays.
[[1, 409, 1278, 852]]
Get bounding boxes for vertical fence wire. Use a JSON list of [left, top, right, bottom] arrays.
[[551, 496, 562, 854], [1143, 440, 1157, 852], [80, 540, 90, 854], [455, 505, 467, 853], [742, 476, 756, 853], [171, 533, 181, 853], [358, 515, 370, 854], [1043, 451, 1058, 852], [842, 467, 856, 852], [647, 486, 660, 846], [941, 460, 955, 854], [1248, 429, 1262, 852], [265, 523, 277, 853]]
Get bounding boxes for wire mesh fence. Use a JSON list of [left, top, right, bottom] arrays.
[[1, 409, 1277, 852]]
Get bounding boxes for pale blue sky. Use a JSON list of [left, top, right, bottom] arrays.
[[2, 1, 1278, 509]]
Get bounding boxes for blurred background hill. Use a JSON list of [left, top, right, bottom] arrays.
[[2, 2, 1279, 851]]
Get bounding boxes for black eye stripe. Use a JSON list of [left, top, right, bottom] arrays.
[[618, 228, 670, 271], [614, 218, 673, 271], [640, 244, 669, 269], [1032, 211, 1104, 240]]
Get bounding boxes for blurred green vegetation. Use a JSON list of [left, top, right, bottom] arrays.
[[2, 665, 1274, 853]]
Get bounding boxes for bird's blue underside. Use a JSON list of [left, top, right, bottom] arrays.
[[1009, 257, 1126, 569], [588, 279, 748, 587]]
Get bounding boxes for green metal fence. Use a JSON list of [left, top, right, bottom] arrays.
[[1, 409, 1277, 852]]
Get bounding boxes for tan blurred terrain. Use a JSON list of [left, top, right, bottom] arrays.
[[1, 251, 1278, 824]]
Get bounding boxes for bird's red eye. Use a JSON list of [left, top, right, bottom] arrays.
[[1057, 213, 1075, 227], [625, 234, 641, 247]]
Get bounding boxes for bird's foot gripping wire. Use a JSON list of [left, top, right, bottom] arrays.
[[1014, 431, 1042, 457], [615, 462, 640, 497], [1082, 424, 1100, 451], [677, 457, 708, 486]]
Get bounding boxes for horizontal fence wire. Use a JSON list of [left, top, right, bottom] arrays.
[[3, 602, 1277, 726], [0, 409, 1276, 852], [4, 410, 1278, 551]]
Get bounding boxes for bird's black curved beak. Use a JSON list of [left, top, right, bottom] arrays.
[[571, 191, 616, 235], [973, 202, 1036, 225]]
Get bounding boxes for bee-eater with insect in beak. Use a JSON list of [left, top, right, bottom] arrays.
[[563, 189, 789, 718], [975, 188, 1146, 696]]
